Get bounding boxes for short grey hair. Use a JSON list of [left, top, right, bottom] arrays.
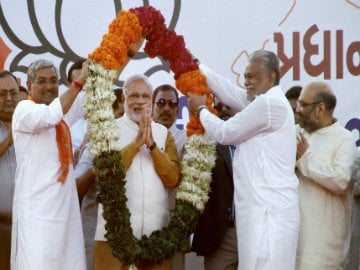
[[123, 74, 153, 95], [27, 59, 59, 82], [248, 50, 280, 85]]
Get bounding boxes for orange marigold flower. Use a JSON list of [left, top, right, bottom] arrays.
[[175, 70, 211, 97], [89, 47, 120, 70], [100, 34, 127, 66], [89, 10, 142, 70], [109, 11, 142, 46], [186, 116, 205, 136]]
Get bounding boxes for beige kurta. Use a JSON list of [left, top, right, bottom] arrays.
[[296, 122, 356, 270]]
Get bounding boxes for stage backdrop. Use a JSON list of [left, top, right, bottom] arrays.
[[1, 0, 359, 144]]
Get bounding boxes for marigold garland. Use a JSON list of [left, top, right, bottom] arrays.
[[88, 10, 142, 70], [84, 6, 217, 269]]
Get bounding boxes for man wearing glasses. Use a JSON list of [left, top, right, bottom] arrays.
[[295, 81, 356, 269], [152, 84, 187, 270], [152, 84, 186, 159]]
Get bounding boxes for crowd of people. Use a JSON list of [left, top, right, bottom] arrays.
[[0, 47, 359, 270]]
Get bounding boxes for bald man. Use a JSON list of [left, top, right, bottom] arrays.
[[295, 81, 356, 269]]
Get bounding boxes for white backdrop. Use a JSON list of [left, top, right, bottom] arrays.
[[1, 0, 359, 142]]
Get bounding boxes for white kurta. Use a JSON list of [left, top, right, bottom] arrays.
[[295, 123, 356, 270], [199, 65, 300, 270], [11, 94, 86, 270]]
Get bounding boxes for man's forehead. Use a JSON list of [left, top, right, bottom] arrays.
[[128, 80, 152, 93], [35, 67, 58, 78], [156, 90, 176, 99], [0, 75, 19, 87], [298, 87, 314, 101]]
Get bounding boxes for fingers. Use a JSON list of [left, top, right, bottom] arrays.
[[136, 104, 153, 148], [128, 37, 145, 57], [77, 60, 90, 83], [142, 105, 154, 147], [296, 132, 309, 160]]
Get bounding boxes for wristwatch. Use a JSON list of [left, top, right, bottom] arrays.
[[196, 105, 208, 118], [148, 142, 157, 152]]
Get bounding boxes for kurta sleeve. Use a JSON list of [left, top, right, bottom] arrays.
[[199, 95, 288, 145], [150, 131, 180, 188], [13, 99, 63, 133], [199, 63, 248, 111], [120, 142, 140, 171], [296, 131, 356, 194]]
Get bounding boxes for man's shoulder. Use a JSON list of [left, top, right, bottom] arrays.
[[329, 122, 353, 136]]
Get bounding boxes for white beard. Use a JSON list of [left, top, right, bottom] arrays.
[[125, 106, 142, 123]]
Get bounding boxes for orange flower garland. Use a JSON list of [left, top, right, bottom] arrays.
[[88, 6, 214, 135], [88, 11, 142, 70], [175, 69, 216, 135]]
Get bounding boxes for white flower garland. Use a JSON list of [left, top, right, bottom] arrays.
[[83, 62, 120, 156], [177, 134, 216, 212]]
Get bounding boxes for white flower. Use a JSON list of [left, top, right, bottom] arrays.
[[84, 62, 119, 156], [177, 134, 216, 212]]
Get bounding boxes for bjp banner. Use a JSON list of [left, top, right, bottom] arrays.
[[0, 0, 359, 143]]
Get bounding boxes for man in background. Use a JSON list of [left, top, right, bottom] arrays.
[[152, 84, 187, 270], [152, 84, 186, 158], [19, 86, 28, 100], [0, 70, 20, 270], [112, 87, 125, 119], [295, 81, 356, 269], [285, 85, 302, 124], [68, 59, 88, 160]]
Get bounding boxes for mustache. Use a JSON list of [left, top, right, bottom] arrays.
[[159, 113, 171, 118], [3, 101, 16, 107]]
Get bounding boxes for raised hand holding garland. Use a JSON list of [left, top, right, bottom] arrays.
[[84, 6, 217, 269]]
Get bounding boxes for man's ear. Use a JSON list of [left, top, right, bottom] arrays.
[[269, 71, 276, 86], [318, 102, 326, 113], [26, 80, 32, 95]]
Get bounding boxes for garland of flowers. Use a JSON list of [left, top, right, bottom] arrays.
[[84, 6, 217, 269]]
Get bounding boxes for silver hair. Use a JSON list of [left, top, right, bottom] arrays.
[[123, 74, 153, 95], [248, 50, 280, 85], [27, 59, 59, 82]]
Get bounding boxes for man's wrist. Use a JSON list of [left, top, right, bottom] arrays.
[[73, 80, 84, 91], [148, 142, 157, 152], [196, 105, 208, 118]]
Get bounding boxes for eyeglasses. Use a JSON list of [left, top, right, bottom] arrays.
[[0, 90, 20, 99], [155, 99, 178, 108], [296, 100, 321, 108]]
